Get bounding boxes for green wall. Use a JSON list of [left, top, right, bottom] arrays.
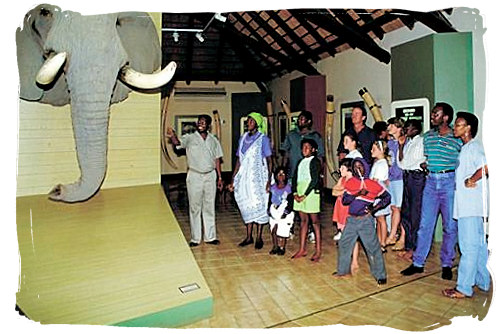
[[433, 33, 474, 112], [392, 35, 435, 104], [392, 32, 473, 113]]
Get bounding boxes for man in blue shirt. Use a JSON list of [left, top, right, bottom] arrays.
[[401, 102, 462, 280], [282, 110, 324, 178], [442, 112, 489, 298]]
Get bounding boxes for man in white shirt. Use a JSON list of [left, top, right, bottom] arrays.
[[167, 115, 224, 247], [397, 119, 426, 261]]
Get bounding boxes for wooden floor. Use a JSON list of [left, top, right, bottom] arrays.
[[15, 184, 494, 329], [171, 194, 494, 330], [16, 184, 212, 327]]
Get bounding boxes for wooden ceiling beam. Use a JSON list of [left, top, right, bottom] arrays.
[[342, 9, 386, 40], [288, 10, 338, 58], [192, 12, 279, 80], [220, 27, 274, 82], [294, 8, 391, 64], [391, 9, 457, 33], [229, 12, 315, 76], [247, 11, 320, 75], [266, 10, 321, 62]]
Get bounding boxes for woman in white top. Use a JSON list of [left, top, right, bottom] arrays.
[[370, 140, 391, 252], [343, 133, 363, 159]]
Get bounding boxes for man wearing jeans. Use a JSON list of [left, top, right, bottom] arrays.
[[442, 112, 489, 298], [401, 103, 462, 279]]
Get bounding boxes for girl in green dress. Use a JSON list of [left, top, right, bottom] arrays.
[[291, 138, 322, 262]]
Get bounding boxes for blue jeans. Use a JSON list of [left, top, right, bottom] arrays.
[[412, 172, 458, 268], [456, 217, 490, 296]]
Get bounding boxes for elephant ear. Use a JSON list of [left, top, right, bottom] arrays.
[[113, 12, 162, 103], [16, 13, 44, 101], [16, 5, 70, 106]]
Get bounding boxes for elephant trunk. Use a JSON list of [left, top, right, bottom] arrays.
[[49, 91, 112, 202]]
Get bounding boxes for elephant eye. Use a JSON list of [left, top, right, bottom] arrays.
[[40, 8, 52, 17]]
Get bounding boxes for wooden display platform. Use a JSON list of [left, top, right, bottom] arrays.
[[16, 184, 212, 327]]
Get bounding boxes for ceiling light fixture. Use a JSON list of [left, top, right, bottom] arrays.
[[195, 32, 205, 43], [214, 13, 227, 23], [172, 31, 179, 43]]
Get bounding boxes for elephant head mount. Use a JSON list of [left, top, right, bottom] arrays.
[[16, 4, 176, 203]]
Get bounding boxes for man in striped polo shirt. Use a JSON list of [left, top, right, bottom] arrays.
[[401, 102, 462, 280]]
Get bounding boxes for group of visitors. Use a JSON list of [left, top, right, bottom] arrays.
[[167, 101, 489, 299]]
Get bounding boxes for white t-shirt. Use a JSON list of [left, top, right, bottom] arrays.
[[346, 149, 363, 159], [370, 158, 389, 182]]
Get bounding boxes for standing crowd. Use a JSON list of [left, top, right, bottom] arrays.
[[167, 101, 489, 299]]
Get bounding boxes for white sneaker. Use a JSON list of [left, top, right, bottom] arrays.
[[333, 231, 342, 241]]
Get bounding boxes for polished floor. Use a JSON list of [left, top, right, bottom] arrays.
[[173, 195, 493, 330]]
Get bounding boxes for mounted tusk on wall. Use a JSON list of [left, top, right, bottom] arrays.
[[212, 110, 221, 141], [324, 95, 339, 182], [359, 87, 384, 122], [280, 98, 292, 131], [120, 61, 177, 89], [266, 95, 280, 167], [35, 52, 67, 85], [265, 96, 276, 153], [161, 88, 178, 169]]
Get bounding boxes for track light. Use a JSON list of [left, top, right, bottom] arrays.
[[172, 31, 179, 43], [214, 13, 227, 23], [195, 32, 205, 43]]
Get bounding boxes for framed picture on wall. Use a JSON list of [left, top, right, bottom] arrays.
[[175, 116, 198, 135], [340, 101, 365, 133]]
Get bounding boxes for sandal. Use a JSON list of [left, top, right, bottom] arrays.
[[442, 288, 467, 299], [385, 237, 397, 246], [291, 250, 307, 259], [310, 253, 321, 262], [392, 240, 405, 251]]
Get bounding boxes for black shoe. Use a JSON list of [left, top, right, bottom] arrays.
[[206, 239, 220, 245], [255, 238, 264, 249], [238, 238, 254, 247], [377, 278, 387, 285], [189, 242, 199, 247], [400, 264, 424, 276], [277, 247, 286, 256], [269, 246, 279, 255], [442, 267, 453, 280]]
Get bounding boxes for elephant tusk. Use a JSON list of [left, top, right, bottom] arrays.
[[325, 95, 339, 182], [359, 87, 384, 122], [280, 98, 292, 131], [212, 110, 221, 141], [36, 52, 67, 85], [160, 88, 178, 169], [120, 61, 177, 89]]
